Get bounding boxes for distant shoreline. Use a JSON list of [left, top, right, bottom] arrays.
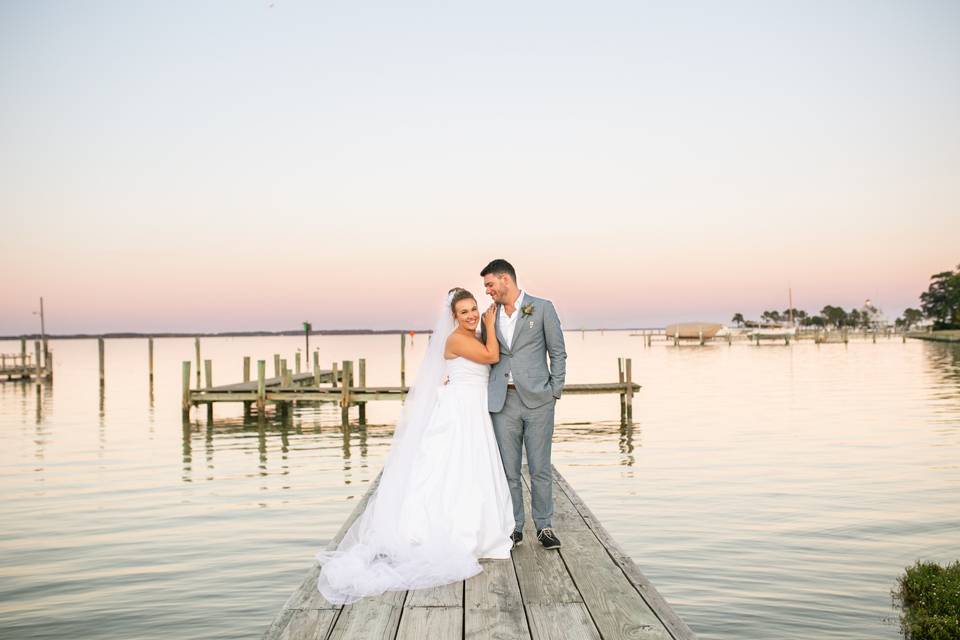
[[0, 328, 662, 341]]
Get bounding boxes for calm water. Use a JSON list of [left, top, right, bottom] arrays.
[[1, 332, 958, 639]]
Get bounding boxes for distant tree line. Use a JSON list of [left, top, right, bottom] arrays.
[[730, 302, 894, 330], [730, 262, 959, 331]]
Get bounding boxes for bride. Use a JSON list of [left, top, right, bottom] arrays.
[[315, 288, 515, 604]]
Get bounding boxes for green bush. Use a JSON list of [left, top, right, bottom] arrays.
[[894, 560, 960, 640]]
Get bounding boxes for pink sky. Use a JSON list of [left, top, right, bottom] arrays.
[[2, 2, 958, 334]]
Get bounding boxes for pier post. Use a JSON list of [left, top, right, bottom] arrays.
[[21, 337, 26, 366], [340, 360, 352, 427], [204, 360, 214, 423], [295, 352, 301, 374], [98, 337, 105, 388], [34, 341, 42, 380], [313, 352, 320, 385], [358, 358, 367, 425], [617, 358, 626, 424], [194, 338, 201, 389], [331, 362, 339, 388], [274, 354, 281, 378], [400, 333, 406, 390], [242, 356, 252, 418], [181, 361, 191, 419], [842, 328, 849, 344], [625, 357, 634, 424], [256, 360, 266, 415], [698, 329, 704, 346], [148, 338, 154, 388]]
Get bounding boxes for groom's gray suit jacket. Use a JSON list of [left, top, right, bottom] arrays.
[[483, 294, 567, 412]]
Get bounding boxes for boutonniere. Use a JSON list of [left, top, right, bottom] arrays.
[[520, 303, 535, 318]]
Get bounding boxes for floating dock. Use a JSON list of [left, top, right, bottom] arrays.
[[262, 465, 696, 640]]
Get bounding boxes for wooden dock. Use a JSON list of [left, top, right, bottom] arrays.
[[262, 465, 696, 640], [1, 339, 52, 383], [184, 355, 641, 425]]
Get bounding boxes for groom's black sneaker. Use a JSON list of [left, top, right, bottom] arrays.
[[510, 530, 523, 546], [537, 527, 561, 550]]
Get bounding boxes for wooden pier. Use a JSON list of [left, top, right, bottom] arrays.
[[262, 465, 696, 640], [1, 339, 52, 382], [184, 354, 641, 425]]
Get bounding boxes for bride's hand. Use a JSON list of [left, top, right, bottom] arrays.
[[483, 304, 497, 327]]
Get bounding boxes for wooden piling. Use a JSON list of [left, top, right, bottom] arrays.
[[20, 337, 26, 364], [98, 337, 105, 388], [400, 333, 406, 389], [256, 360, 266, 414], [625, 358, 634, 423], [340, 360, 352, 427], [148, 338, 154, 388], [313, 351, 321, 385], [194, 337, 201, 389], [295, 352, 301, 374], [181, 361, 191, 419], [273, 354, 281, 378], [331, 362, 339, 389], [358, 358, 367, 425], [617, 358, 626, 424]]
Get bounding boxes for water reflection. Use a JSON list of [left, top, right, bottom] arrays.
[[177, 405, 385, 485]]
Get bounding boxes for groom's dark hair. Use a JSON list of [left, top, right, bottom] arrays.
[[480, 259, 517, 283]]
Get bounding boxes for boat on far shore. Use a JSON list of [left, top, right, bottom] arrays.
[[664, 322, 723, 340]]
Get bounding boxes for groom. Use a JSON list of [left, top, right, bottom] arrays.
[[481, 259, 567, 550]]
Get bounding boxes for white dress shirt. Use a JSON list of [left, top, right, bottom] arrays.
[[499, 290, 525, 384]]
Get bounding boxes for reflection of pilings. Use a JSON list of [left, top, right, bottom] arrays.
[[181, 422, 193, 483], [35, 382, 42, 424]]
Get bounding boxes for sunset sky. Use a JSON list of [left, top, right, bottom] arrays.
[[2, 1, 958, 334]]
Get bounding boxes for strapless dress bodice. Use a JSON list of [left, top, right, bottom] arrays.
[[445, 356, 490, 386]]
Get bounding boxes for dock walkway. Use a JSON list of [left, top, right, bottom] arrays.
[[263, 465, 695, 640]]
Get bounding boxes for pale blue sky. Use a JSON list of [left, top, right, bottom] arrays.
[[2, 1, 958, 333]]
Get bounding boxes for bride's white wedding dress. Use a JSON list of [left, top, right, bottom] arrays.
[[315, 298, 514, 605]]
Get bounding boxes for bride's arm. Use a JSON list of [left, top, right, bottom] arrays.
[[445, 305, 500, 365]]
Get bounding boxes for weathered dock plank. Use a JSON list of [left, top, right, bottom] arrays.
[[263, 466, 696, 640], [464, 558, 527, 640]]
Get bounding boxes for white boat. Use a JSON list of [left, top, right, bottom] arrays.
[[748, 326, 797, 339], [664, 322, 723, 340]]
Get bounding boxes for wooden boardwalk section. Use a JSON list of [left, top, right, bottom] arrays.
[[262, 466, 695, 640]]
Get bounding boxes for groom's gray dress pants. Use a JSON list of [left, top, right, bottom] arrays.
[[491, 389, 555, 532]]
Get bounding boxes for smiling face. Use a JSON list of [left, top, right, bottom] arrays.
[[483, 273, 510, 304], [453, 297, 480, 331]]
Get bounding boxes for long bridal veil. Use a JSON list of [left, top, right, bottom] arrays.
[[315, 292, 483, 604]]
